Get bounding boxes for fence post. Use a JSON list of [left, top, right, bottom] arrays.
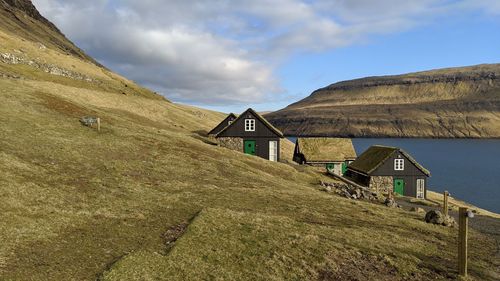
[[458, 207, 470, 277], [97, 118, 101, 132], [443, 191, 449, 216]]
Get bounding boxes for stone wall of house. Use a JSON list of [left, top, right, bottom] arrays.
[[218, 137, 243, 152], [369, 176, 393, 193]]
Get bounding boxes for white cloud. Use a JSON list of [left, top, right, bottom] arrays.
[[31, 0, 496, 106]]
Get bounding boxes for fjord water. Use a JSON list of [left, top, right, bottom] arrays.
[[289, 137, 500, 213]]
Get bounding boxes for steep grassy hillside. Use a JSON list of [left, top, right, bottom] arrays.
[[0, 2, 499, 280], [266, 64, 500, 138]]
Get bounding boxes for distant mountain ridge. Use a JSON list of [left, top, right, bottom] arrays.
[[266, 64, 500, 138]]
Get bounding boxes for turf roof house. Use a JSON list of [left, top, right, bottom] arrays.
[[208, 113, 237, 136], [214, 108, 284, 161], [345, 145, 430, 199], [293, 138, 356, 175]]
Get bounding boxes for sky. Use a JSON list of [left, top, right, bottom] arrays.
[[32, 0, 500, 113]]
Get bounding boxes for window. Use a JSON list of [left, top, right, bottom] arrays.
[[269, 141, 278, 161], [228, 120, 233, 125], [394, 159, 404, 170], [416, 179, 425, 199], [245, 119, 255, 131]]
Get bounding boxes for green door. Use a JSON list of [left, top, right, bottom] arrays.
[[326, 163, 335, 171], [341, 162, 348, 175], [244, 140, 256, 155], [394, 179, 404, 196]]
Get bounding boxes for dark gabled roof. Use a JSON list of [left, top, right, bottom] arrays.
[[348, 145, 431, 176], [215, 108, 284, 138], [297, 138, 356, 162], [208, 113, 237, 135]]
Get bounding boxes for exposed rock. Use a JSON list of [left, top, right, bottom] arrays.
[[80, 116, 99, 127], [0, 52, 95, 82], [320, 186, 332, 193], [349, 188, 362, 199], [320, 181, 378, 202], [384, 198, 397, 208], [443, 216, 456, 227], [425, 210, 445, 225], [0, 0, 103, 65], [424, 210, 455, 227], [410, 207, 425, 213]]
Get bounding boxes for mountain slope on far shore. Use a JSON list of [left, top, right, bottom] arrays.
[[266, 64, 500, 138]]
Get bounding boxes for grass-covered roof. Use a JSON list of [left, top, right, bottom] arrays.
[[349, 145, 431, 176], [297, 138, 356, 162]]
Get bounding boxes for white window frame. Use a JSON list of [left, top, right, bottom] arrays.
[[394, 159, 404, 171], [245, 119, 255, 132], [416, 179, 425, 199], [269, 141, 278, 162]]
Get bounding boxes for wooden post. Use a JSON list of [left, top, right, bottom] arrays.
[[458, 207, 468, 277], [97, 118, 101, 132], [443, 191, 449, 216]]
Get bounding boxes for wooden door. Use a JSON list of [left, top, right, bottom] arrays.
[[269, 141, 278, 161], [394, 179, 404, 196], [244, 140, 256, 155]]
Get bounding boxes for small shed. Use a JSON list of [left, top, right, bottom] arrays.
[[345, 145, 430, 199], [293, 138, 356, 175], [215, 108, 284, 162], [208, 113, 237, 136]]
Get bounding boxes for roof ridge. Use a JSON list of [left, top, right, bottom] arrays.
[[215, 108, 284, 138], [208, 113, 237, 135]]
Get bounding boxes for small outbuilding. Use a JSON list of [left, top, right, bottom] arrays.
[[208, 113, 237, 136], [215, 108, 284, 162], [345, 145, 430, 199], [293, 138, 356, 175]]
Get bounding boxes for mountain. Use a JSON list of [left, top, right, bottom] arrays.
[[266, 64, 500, 138], [0, 0, 99, 64], [1, 2, 499, 280]]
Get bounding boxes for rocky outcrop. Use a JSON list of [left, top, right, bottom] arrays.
[[266, 64, 500, 138], [1, 52, 95, 82], [317, 71, 498, 92], [424, 210, 456, 227], [1, 0, 60, 32], [0, 0, 101, 65], [319, 181, 378, 201]]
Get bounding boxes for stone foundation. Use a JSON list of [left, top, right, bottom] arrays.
[[369, 176, 393, 193], [217, 137, 243, 152]]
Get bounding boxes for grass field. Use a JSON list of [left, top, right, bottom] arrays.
[[0, 8, 499, 281]]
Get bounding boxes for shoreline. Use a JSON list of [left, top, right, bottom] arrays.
[[426, 190, 500, 219]]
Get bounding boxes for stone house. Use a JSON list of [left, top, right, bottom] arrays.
[[214, 108, 284, 162], [344, 145, 430, 199]]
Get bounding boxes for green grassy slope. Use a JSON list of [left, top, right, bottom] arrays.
[[0, 2, 499, 280]]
